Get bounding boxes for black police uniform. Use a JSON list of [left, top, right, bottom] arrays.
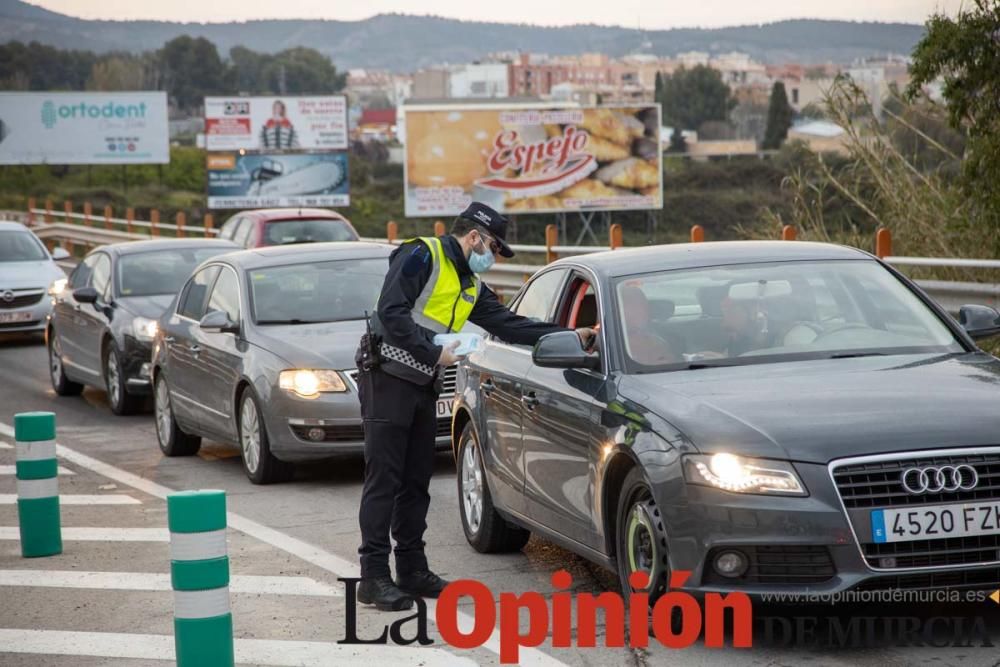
[[357, 232, 567, 581]]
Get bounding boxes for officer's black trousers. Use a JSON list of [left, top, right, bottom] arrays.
[[357, 367, 439, 579]]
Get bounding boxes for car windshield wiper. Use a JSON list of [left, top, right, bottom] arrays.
[[828, 352, 887, 359], [680, 361, 739, 370], [256, 318, 320, 325]]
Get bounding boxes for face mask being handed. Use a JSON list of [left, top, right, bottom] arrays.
[[468, 235, 496, 274]]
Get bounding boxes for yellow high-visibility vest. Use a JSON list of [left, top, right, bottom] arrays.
[[409, 236, 480, 333]]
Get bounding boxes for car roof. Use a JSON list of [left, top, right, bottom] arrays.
[[213, 241, 393, 269], [237, 208, 349, 222], [92, 238, 240, 256], [0, 220, 30, 232], [553, 240, 872, 278]]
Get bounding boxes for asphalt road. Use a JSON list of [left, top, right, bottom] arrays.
[[1, 331, 999, 666]]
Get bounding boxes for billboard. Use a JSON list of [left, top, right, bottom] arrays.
[[204, 96, 348, 151], [404, 105, 662, 217], [206, 152, 349, 209], [0, 92, 169, 165]]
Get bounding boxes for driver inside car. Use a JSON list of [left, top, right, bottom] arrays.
[[620, 284, 679, 365]]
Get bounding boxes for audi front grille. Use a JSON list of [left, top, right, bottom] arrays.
[[830, 448, 1000, 571]]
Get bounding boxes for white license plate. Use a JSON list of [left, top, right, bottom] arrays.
[[0, 311, 33, 324], [436, 398, 453, 419], [871, 500, 1000, 543]]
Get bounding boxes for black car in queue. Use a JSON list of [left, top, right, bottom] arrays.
[[47, 238, 238, 414]]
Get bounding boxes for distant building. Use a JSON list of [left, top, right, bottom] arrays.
[[355, 108, 397, 142], [787, 120, 848, 154], [449, 63, 510, 98], [346, 69, 412, 106], [412, 68, 450, 99]]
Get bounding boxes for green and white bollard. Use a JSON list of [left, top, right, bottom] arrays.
[[15, 411, 62, 558], [167, 489, 234, 667]]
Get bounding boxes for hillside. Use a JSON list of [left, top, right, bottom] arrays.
[[0, 0, 924, 70]]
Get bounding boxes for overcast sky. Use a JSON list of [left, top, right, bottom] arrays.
[[30, 0, 961, 27]]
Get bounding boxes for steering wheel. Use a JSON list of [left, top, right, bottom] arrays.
[[585, 323, 601, 353]]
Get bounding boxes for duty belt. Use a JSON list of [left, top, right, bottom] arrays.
[[379, 342, 435, 377]]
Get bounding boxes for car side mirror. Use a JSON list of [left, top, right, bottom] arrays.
[[199, 310, 239, 334], [72, 286, 98, 304], [533, 331, 600, 370], [959, 304, 1000, 340], [51, 247, 70, 261]]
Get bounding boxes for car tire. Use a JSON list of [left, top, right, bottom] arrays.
[[154, 373, 201, 456], [104, 343, 144, 416], [615, 467, 671, 609], [457, 421, 530, 553], [48, 330, 83, 396], [238, 388, 293, 485]]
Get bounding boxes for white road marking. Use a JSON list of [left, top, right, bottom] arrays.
[[0, 421, 569, 667], [0, 629, 475, 666], [0, 464, 75, 475], [0, 526, 168, 541], [0, 570, 342, 596], [0, 494, 140, 505], [0, 441, 11, 449]]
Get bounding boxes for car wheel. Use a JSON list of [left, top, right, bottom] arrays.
[[104, 344, 143, 416], [154, 373, 201, 456], [48, 330, 83, 396], [457, 420, 530, 553], [238, 389, 293, 485], [615, 467, 671, 609]]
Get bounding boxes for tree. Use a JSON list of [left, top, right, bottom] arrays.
[[762, 81, 793, 149], [156, 36, 230, 111], [668, 127, 686, 153], [659, 65, 736, 132], [907, 0, 1000, 234], [86, 56, 147, 91], [654, 71, 664, 106]]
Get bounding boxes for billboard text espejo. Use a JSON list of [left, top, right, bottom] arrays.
[[404, 105, 662, 217], [0, 92, 169, 165]]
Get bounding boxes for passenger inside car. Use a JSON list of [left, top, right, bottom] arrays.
[[618, 284, 680, 366]]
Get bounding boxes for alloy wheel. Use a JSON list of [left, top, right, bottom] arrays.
[[461, 434, 483, 534], [106, 349, 121, 408], [240, 396, 261, 475], [49, 336, 62, 385], [154, 377, 173, 445]]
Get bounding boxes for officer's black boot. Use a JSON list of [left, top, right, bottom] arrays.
[[357, 576, 415, 612], [395, 569, 451, 598]]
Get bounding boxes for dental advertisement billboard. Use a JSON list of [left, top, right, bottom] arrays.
[[204, 95, 349, 151], [0, 91, 169, 165], [403, 104, 662, 217], [206, 152, 349, 209]]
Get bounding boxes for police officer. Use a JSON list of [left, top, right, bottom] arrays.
[[356, 202, 594, 611]]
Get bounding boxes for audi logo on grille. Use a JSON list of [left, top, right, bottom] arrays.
[[1, 290, 13, 303], [900, 465, 979, 494]]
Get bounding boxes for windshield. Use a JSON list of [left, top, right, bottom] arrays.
[[118, 247, 234, 297], [249, 258, 386, 324], [614, 259, 963, 372], [259, 219, 357, 246], [0, 230, 47, 262]]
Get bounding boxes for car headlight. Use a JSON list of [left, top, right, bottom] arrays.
[[683, 453, 807, 496], [132, 317, 158, 342], [48, 278, 67, 296], [278, 369, 347, 398]]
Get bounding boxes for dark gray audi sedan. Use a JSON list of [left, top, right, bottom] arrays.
[[451, 240, 1000, 603], [151, 242, 457, 484]]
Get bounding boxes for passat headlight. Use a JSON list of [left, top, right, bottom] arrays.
[[132, 317, 158, 342], [278, 370, 347, 398], [48, 277, 67, 296], [683, 453, 806, 496]]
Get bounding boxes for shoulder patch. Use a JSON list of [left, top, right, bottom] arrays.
[[402, 244, 431, 277]]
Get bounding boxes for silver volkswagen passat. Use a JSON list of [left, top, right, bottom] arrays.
[[152, 242, 456, 484]]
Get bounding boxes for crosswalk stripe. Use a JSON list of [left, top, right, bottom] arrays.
[[0, 494, 140, 505], [0, 569, 342, 596], [0, 629, 475, 666], [0, 464, 75, 476], [0, 441, 11, 449], [0, 527, 167, 541]]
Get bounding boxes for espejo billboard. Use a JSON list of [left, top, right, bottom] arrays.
[[204, 96, 348, 151], [404, 104, 662, 217], [0, 92, 169, 165], [206, 152, 349, 209]]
